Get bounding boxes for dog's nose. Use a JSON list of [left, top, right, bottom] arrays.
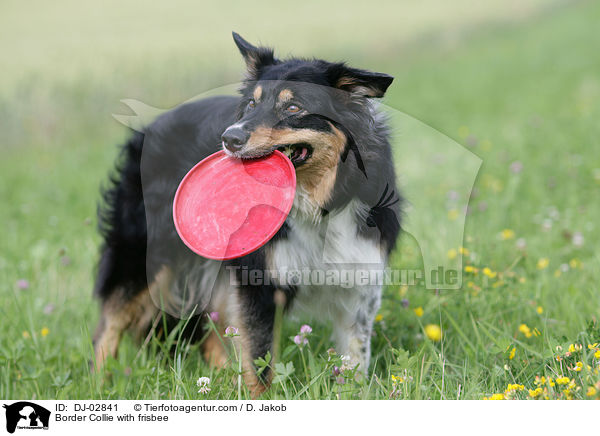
[[222, 126, 250, 152]]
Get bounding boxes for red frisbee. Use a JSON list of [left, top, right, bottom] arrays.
[[173, 150, 296, 260]]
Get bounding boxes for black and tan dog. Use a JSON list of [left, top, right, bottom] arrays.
[[92, 33, 401, 395]]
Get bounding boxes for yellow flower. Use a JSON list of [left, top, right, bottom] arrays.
[[536, 306, 543, 314], [500, 229, 515, 240], [586, 387, 597, 397], [529, 387, 543, 398], [391, 374, 404, 384], [535, 376, 555, 387], [424, 324, 442, 342], [553, 269, 561, 278], [486, 393, 505, 400], [22, 331, 30, 339], [555, 376, 570, 385], [536, 258, 549, 270], [447, 209, 459, 221], [506, 383, 524, 392], [482, 267, 497, 279], [594, 349, 600, 359], [399, 285, 408, 297], [41, 327, 49, 337], [464, 265, 478, 274], [413, 307, 424, 317], [574, 361, 583, 372], [569, 258, 582, 269], [508, 347, 516, 360], [518, 277, 526, 284], [587, 343, 598, 349], [447, 248, 457, 260], [458, 246, 470, 256], [374, 314, 383, 322], [518, 324, 532, 338]]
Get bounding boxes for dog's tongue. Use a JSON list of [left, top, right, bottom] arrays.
[[173, 150, 296, 260], [295, 147, 308, 161]]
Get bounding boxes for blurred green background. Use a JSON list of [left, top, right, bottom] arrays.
[[1, 0, 599, 399]]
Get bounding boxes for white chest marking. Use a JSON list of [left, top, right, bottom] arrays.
[[269, 201, 384, 320]]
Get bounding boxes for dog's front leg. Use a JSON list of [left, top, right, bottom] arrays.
[[331, 284, 382, 374], [225, 284, 277, 398]]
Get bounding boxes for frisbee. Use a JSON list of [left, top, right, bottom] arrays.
[[173, 150, 296, 260]]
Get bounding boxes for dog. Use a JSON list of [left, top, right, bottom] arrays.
[[92, 32, 401, 396]]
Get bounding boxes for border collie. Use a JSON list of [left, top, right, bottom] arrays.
[[92, 32, 401, 396]]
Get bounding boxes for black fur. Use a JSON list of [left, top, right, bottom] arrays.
[[95, 131, 147, 299]]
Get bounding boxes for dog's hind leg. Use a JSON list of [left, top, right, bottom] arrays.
[[202, 329, 229, 368], [92, 288, 152, 371], [92, 267, 171, 371]]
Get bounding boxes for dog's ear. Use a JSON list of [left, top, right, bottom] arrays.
[[327, 63, 393, 98], [232, 32, 276, 77]]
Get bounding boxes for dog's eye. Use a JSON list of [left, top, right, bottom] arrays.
[[247, 99, 256, 110], [286, 104, 301, 113]]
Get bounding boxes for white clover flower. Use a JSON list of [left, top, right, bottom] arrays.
[[196, 376, 211, 394], [196, 376, 210, 386]]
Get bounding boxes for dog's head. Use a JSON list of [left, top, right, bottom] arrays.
[[222, 33, 394, 208]]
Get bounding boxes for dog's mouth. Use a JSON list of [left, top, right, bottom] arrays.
[[276, 143, 313, 167]]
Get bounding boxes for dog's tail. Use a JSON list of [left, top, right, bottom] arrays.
[[94, 131, 148, 300]]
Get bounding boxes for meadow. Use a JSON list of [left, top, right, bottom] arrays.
[[1, 0, 599, 400]]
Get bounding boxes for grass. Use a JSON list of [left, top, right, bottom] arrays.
[[1, 0, 600, 400]]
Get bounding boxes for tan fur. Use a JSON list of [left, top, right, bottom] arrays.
[[223, 294, 271, 398], [244, 124, 345, 207], [92, 267, 172, 371], [298, 124, 346, 206], [253, 86, 262, 102], [202, 292, 231, 368], [92, 287, 156, 371], [336, 77, 375, 97], [244, 54, 262, 77], [277, 89, 293, 104], [202, 330, 229, 367], [336, 77, 357, 88]]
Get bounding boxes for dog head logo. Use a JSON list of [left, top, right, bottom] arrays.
[[3, 402, 50, 434]]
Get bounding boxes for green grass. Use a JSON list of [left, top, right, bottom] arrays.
[[1, 0, 600, 400]]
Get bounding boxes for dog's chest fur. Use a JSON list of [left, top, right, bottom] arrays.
[[267, 195, 384, 321]]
